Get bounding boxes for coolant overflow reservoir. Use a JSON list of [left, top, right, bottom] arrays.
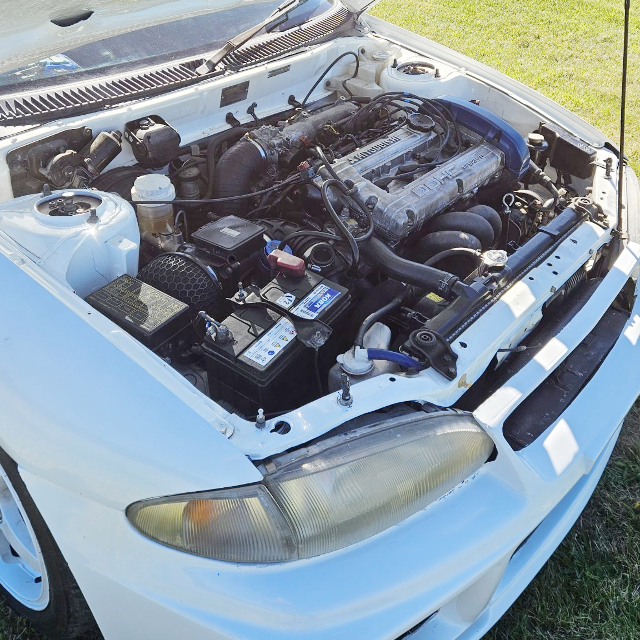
[[131, 174, 175, 235], [0, 188, 139, 297]]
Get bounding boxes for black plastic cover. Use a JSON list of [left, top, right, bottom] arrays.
[[86, 275, 190, 350], [192, 216, 264, 264], [124, 115, 181, 167], [539, 122, 597, 180], [503, 305, 628, 450]]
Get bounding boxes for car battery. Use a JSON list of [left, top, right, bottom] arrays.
[[86, 274, 190, 351], [202, 270, 350, 416]]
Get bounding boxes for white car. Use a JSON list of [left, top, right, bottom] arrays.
[[0, 1, 637, 638]]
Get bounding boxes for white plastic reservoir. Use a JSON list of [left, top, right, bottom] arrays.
[[0, 189, 139, 297]]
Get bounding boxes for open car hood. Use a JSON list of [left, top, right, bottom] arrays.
[[0, 0, 264, 75], [339, 0, 378, 13]]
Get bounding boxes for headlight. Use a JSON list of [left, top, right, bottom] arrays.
[[127, 412, 493, 563]]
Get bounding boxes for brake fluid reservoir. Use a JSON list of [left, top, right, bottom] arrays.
[[0, 189, 139, 296], [131, 174, 175, 235], [327, 48, 399, 100]]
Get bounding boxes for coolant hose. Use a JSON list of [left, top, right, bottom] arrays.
[[366, 349, 422, 369], [424, 247, 483, 267], [364, 237, 467, 299], [211, 138, 266, 216], [428, 211, 495, 249]]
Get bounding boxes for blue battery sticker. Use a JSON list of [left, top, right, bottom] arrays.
[[292, 284, 341, 319]]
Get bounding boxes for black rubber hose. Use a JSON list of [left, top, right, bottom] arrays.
[[313, 147, 340, 180], [129, 175, 302, 206], [354, 288, 407, 348], [316, 179, 375, 242], [466, 205, 502, 240], [204, 127, 252, 197], [363, 237, 467, 299], [301, 51, 360, 108], [349, 279, 405, 332], [428, 211, 495, 249], [277, 230, 342, 251], [211, 139, 266, 217], [414, 230, 482, 262], [527, 160, 561, 211], [321, 180, 360, 277], [424, 247, 483, 267]]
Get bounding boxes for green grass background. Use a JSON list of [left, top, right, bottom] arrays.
[[0, 1, 639, 638]]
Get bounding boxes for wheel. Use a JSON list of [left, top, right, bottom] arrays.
[[0, 447, 94, 639]]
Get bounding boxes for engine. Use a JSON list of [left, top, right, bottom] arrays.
[[5, 88, 601, 419], [320, 117, 505, 240]]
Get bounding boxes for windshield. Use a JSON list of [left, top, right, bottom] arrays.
[[0, 0, 334, 91]]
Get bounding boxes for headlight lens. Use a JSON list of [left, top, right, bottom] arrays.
[[127, 412, 493, 563]]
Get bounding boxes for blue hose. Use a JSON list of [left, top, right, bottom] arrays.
[[366, 349, 422, 370]]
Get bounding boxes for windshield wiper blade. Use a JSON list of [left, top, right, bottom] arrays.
[[196, 0, 300, 75]]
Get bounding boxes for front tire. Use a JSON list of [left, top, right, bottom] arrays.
[[0, 448, 94, 639]]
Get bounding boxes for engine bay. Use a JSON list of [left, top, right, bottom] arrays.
[[0, 40, 617, 427]]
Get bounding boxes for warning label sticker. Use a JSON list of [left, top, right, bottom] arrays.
[[275, 292, 296, 309], [291, 284, 341, 319], [242, 317, 296, 367]]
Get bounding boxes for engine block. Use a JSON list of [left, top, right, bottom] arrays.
[[322, 124, 505, 241]]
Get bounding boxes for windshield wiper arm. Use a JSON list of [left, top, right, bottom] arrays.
[[196, 0, 301, 75]]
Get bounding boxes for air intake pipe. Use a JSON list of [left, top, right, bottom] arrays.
[[212, 101, 358, 217]]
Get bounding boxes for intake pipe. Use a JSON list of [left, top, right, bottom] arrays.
[[211, 139, 266, 217], [204, 126, 252, 198], [212, 101, 358, 217]]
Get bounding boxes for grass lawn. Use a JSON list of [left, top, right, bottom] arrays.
[[0, 1, 638, 638]]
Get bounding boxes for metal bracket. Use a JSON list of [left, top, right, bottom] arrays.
[[403, 329, 458, 380], [225, 112, 242, 127]]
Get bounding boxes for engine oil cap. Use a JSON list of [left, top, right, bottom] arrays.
[[407, 113, 436, 133]]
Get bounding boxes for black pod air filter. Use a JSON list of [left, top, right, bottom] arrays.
[[137, 253, 220, 315]]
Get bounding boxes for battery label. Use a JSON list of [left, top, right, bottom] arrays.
[[291, 284, 341, 319], [242, 317, 296, 367], [241, 284, 341, 367]]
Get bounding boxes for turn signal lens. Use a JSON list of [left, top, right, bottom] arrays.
[[127, 412, 493, 563], [127, 485, 295, 562]]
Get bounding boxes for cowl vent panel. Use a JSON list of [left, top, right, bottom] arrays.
[[0, 7, 351, 125]]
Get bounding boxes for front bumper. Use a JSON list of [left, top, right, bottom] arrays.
[[20, 242, 640, 640]]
